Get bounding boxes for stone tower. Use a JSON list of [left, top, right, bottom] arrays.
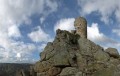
[[74, 17, 87, 38]]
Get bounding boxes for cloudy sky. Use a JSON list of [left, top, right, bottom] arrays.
[[0, 0, 120, 63]]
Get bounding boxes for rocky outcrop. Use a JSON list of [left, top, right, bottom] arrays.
[[28, 29, 120, 76], [17, 16, 120, 76]]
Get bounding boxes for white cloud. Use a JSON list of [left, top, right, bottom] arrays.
[[0, 0, 58, 25], [0, 41, 37, 63], [87, 23, 103, 41], [16, 53, 21, 58], [28, 26, 50, 42], [0, 32, 11, 50], [88, 23, 120, 52], [0, 0, 58, 63], [8, 25, 21, 38], [78, 0, 120, 24], [54, 18, 75, 32], [87, 23, 114, 43], [0, 42, 36, 63], [112, 29, 120, 36]]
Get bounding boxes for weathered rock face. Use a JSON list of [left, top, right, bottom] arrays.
[[105, 48, 119, 58], [28, 29, 120, 76]]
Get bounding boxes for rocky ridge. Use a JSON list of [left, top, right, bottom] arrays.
[[28, 29, 120, 76], [17, 17, 120, 76]]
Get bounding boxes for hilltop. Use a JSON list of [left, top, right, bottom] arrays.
[[17, 17, 120, 76]]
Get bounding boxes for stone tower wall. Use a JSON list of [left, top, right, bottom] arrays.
[[74, 17, 87, 38]]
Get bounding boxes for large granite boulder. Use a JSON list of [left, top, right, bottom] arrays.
[[59, 67, 78, 76], [105, 48, 119, 58]]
